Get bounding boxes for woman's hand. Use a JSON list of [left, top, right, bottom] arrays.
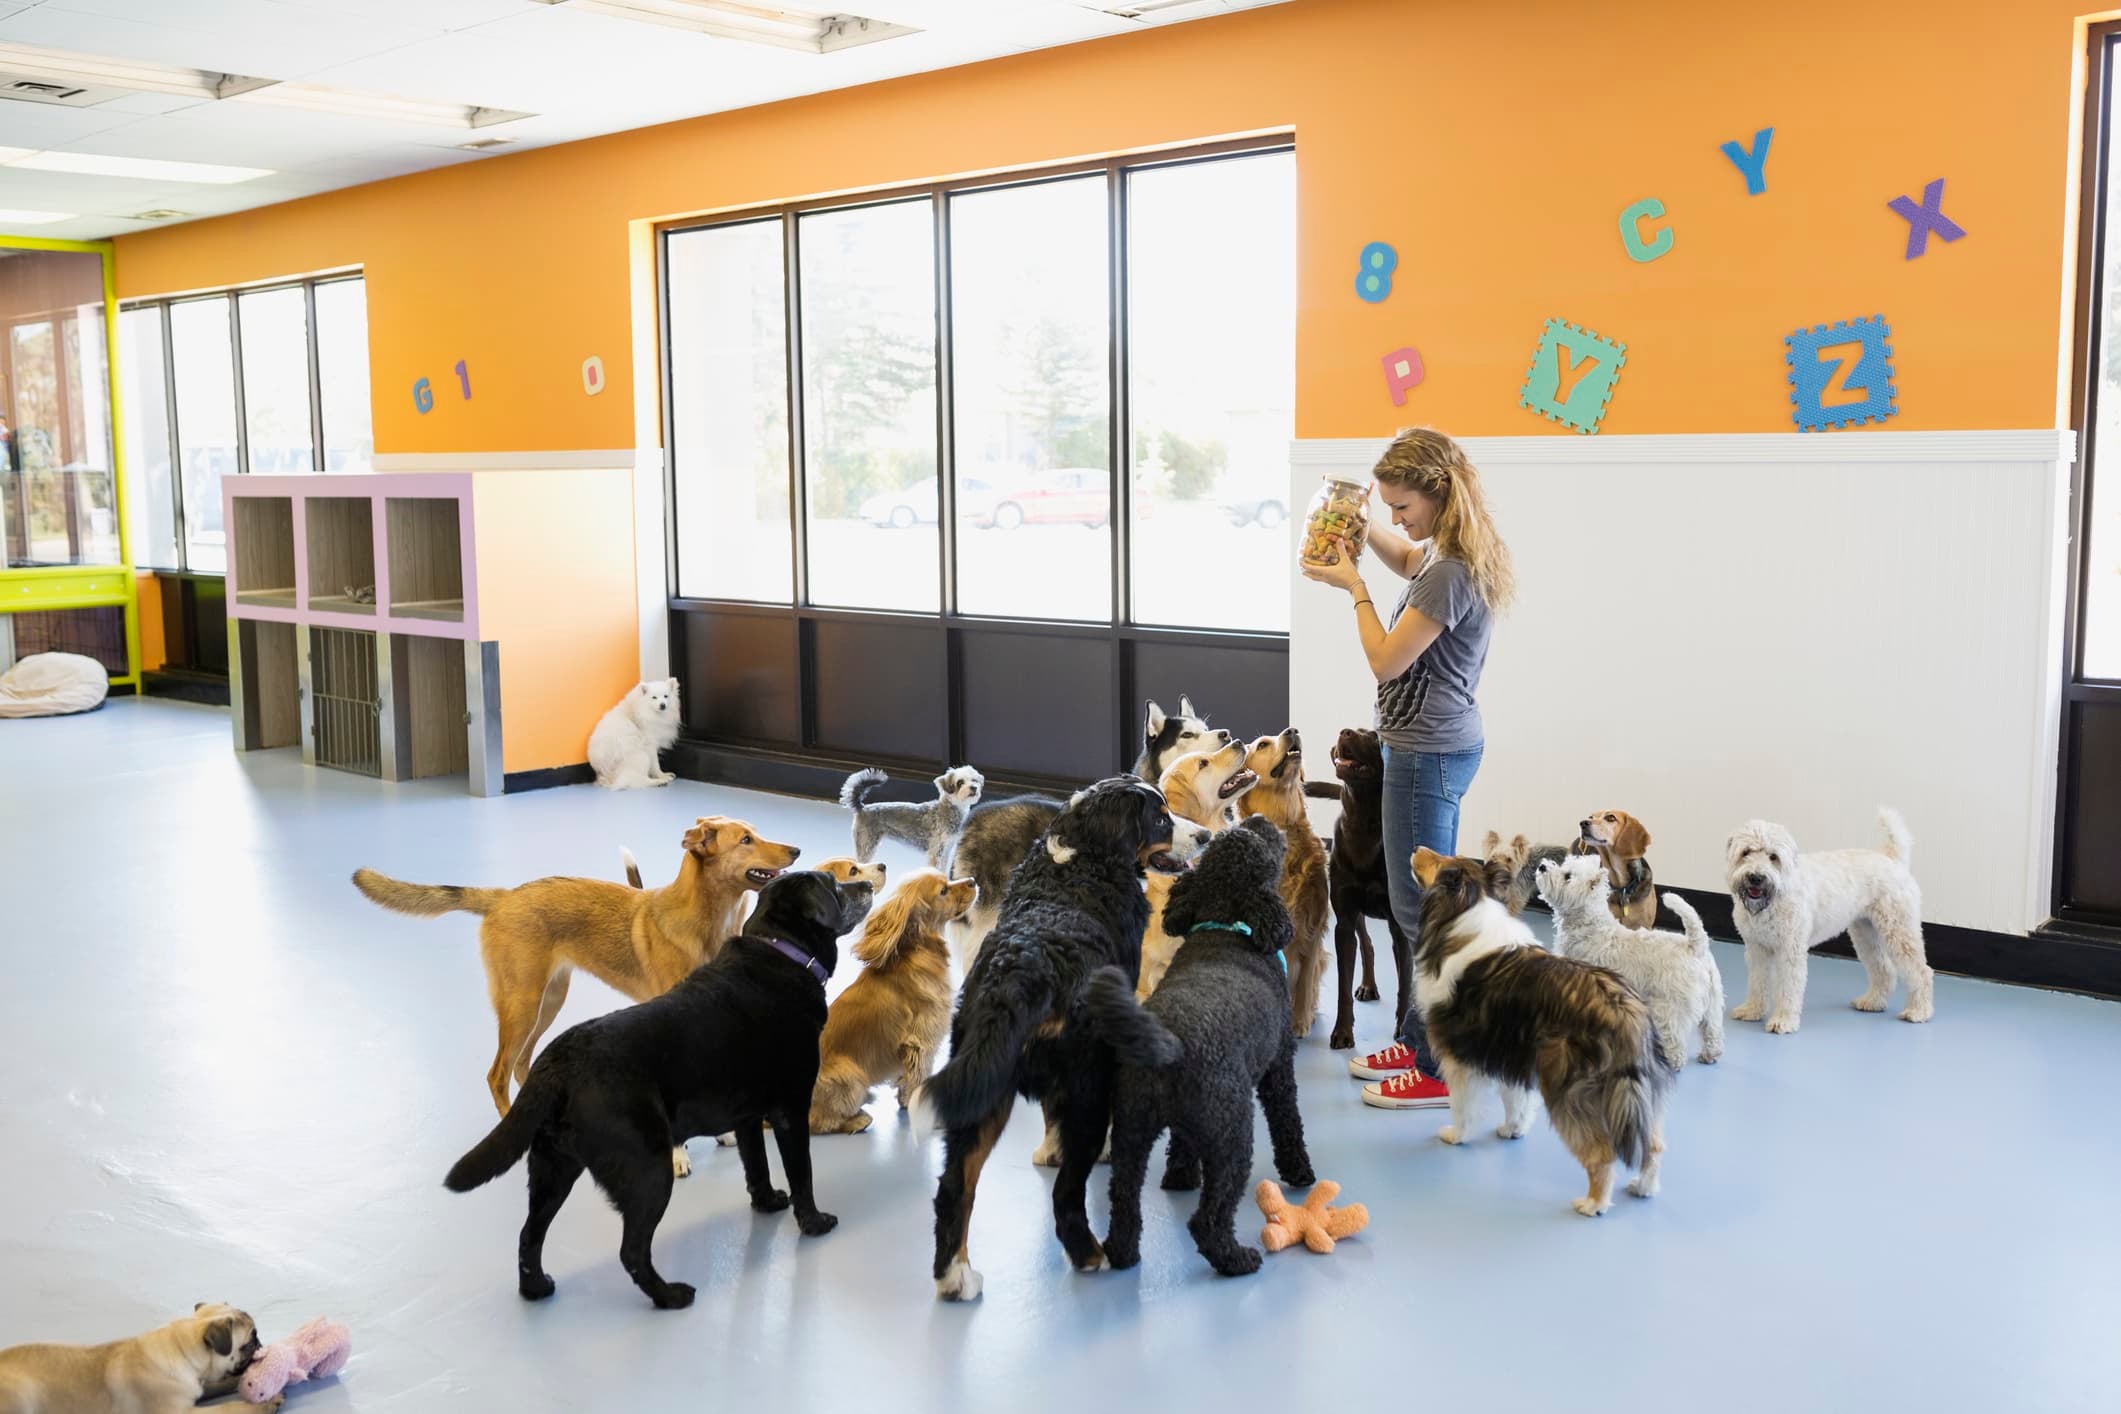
[[1300, 537, 1366, 593]]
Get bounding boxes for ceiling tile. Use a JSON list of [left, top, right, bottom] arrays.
[[0, 101, 143, 149]]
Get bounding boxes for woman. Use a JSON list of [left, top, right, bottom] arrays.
[[1299, 427, 1514, 1110]]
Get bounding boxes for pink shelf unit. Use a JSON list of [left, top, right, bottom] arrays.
[[224, 473, 479, 639]]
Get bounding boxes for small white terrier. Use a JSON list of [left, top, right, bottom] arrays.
[[588, 678, 681, 789], [1539, 855, 1725, 1069], [1725, 808, 1931, 1034]]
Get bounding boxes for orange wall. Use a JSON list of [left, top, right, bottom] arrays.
[[114, 0, 2096, 447]]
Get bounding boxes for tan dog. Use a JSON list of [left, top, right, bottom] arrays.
[[1238, 728, 1330, 1038], [1573, 809, 1656, 929], [352, 815, 800, 1116], [626, 848, 883, 899], [1136, 749, 1254, 998], [809, 870, 977, 1133], [1157, 738, 1258, 832], [0, 1304, 268, 1414]]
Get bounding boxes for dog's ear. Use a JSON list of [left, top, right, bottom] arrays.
[[1179, 694, 1198, 720], [1614, 813, 1651, 857], [1144, 699, 1166, 738], [1161, 875, 1200, 938], [1483, 856, 1515, 900], [683, 818, 720, 858], [854, 874, 930, 965], [203, 1317, 234, 1358], [1411, 847, 1446, 888]]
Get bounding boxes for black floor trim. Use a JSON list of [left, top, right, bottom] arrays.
[[503, 763, 596, 794], [143, 668, 230, 707]]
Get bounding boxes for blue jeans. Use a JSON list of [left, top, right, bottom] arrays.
[[1381, 743, 1484, 1075]]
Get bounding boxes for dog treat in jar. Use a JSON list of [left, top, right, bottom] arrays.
[[1302, 475, 1371, 564]]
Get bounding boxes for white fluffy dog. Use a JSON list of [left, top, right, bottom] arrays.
[[588, 678, 681, 789], [1538, 855, 1724, 1069], [1725, 808, 1932, 1034]]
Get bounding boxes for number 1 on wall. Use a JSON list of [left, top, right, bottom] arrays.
[[454, 359, 471, 400]]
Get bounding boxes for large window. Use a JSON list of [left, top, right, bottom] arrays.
[[660, 143, 1296, 788], [663, 145, 1295, 632], [2, 246, 116, 569], [122, 275, 371, 572]]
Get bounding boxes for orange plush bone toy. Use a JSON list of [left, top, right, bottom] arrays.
[[1256, 1179, 1369, 1254]]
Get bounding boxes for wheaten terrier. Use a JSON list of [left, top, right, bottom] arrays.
[[1725, 809, 1932, 1034]]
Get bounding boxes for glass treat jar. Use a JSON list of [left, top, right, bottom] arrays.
[[1301, 474, 1371, 565]]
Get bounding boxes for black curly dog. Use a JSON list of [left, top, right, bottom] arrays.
[[923, 777, 1181, 1300], [1090, 816, 1316, 1277]]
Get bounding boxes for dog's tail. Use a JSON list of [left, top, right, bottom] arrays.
[[1084, 968, 1183, 1068], [840, 768, 888, 813], [1303, 781, 1343, 801], [444, 1075, 559, 1192], [620, 847, 643, 889], [1547, 989, 1672, 1174], [1877, 807, 1912, 867], [352, 868, 505, 918], [1663, 892, 1710, 957], [921, 965, 1052, 1131]]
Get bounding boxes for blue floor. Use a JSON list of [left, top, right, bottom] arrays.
[[4, 698, 2118, 1412]]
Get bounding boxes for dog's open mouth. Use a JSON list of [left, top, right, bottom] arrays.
[[1216, 768, 1258, 800], [1740, 883, 1771, 911], [745, 868, 782, 886], [1146, 850, 1194, 874]]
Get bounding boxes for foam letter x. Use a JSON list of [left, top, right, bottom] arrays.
[[1887, 179, 1965, 260]]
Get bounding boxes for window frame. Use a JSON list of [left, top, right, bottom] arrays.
[[656, 137, 1294, 787], [120, 270, 366, 573]]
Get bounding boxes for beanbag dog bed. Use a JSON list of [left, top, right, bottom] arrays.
[[0, 651, 110, 718]]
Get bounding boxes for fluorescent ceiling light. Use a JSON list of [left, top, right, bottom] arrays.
[[5, 151, 272, 183], [0, 208, 76, 225], [237, 84, 532, 130], [0, 42, 532, 129], [527, 0, 919, 54], [0, 42, 272, 100]]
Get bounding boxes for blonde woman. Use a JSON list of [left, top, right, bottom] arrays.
[[1300, 427, 1515, 1112]]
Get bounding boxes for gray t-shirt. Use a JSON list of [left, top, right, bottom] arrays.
[[1376, 552, 1491, 754]]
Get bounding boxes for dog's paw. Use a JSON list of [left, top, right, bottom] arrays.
[[1764, 1013, 1801, 1035], [1214, 1246, 1264, 1277], [1328, 1023, 1355, 1051], [1437, 1125, 1465, 1146], [750, 1187, 791, 1213], [519, 1271, 556, 1302], [935, 1261, 984, 1302], [1899, 1001, 1934, 1023], [1627, 1176, 1659, 1199], [1851, 993, 1889, 1013], [797, 1210, 838, 1237], [1571, 1196, 1610, 1217], [1698, 1048, 1722, 1065], [1730, 1001, 1764, 1022], [1354, 981, 1380, 1003], [653, 1282, 696, 1310], [1105, 1239, 1141, 1270], [1280, 1165, 1316, 1189], [1495, 1121, 1526, 1141], [1071, 1244, 1109, 1274], [672, 1145, 694, 1177], [1030, 1129, 1062, 1168]]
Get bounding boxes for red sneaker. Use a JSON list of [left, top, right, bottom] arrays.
[[1346, 1041, 1418, 1081], [1361, 1070, 1451, 1109]]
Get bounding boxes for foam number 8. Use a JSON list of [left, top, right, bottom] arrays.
[[413, 377, 434, 414], [1354, 242, 1397, 303]]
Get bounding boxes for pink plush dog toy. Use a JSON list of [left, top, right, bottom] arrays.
[[239, 1317, 351, 1403]]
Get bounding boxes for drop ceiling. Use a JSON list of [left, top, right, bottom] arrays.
[[0, 0, 1287, 242]]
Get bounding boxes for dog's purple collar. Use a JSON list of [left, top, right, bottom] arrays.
[[762, 937, 829, 985]]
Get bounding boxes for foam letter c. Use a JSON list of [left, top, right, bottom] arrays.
[[1619, 197, 1673, 263]]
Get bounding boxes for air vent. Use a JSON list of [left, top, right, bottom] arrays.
[[0, 71, 130, 107], [458, 137, 512, 152], [131, 209, 190, 221]]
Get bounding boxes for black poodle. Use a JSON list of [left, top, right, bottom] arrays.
[[1089, 815, 1316, 1277]]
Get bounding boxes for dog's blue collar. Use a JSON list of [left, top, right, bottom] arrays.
[[762, 937, 830, 985], [1188, 920, 1286, 973]]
